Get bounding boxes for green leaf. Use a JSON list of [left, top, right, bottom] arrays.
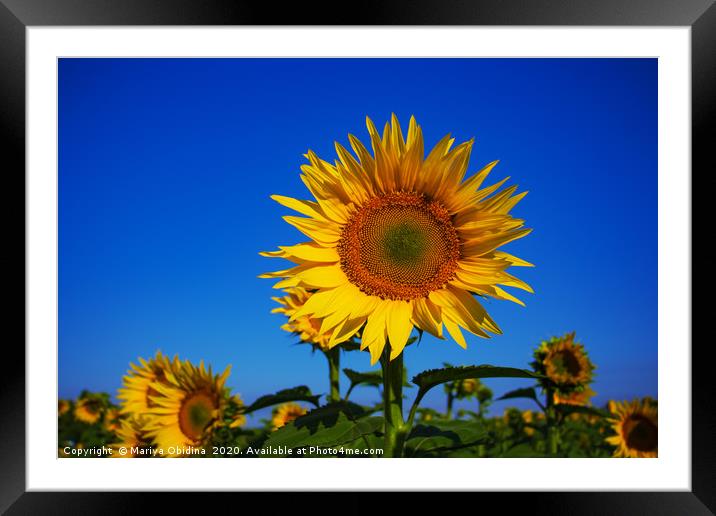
[[240, 386, 321, 414], [412, 365, 541, 393], [263, 402, 383, 451], [405, 419, 488, 455], [499, 442, 546, 458], [343, 368, 412, 391], [497, 387, 540, 402], [343, 369, 383, 388]]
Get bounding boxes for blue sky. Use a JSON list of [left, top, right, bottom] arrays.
[[59, 58, 656, 418]]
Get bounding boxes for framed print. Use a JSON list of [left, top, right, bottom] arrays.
[[3, 0, 713, 513]]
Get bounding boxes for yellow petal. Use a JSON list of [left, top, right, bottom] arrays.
[[283, 216, 341, 245], [329, 316, 366, 348], [412, 297, 444, 338], [494, 251, 535, 267], [296, 265, 348, 289], [386, 300, 414, 360], [461, 228, 533, 257], [289, 288, 339, 320], [270, 195, 327, 222], [278, 243, 339, 263], [443, 315, 467, 349]]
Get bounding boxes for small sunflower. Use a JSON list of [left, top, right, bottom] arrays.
[[272, 287, 334, 350], [117, 350, 176, 417], [103, 408, 121, 433], [262, 115, 532, 364], [143, 359, 230, 455], [111, 416, 154, 458], [74, 395, 104, 424], [271, 403, 308, 431], [606, 398, 658, 458], [58, 399, 71, 416], [456, 378, 479, 398], [533, 332, 594, 388], [522, 409, 544, 436], [553, 386, 596, 407]]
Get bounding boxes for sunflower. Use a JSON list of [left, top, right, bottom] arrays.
[[110, 416, 153, 458], [143, 359, 230, 455], [456, 378, 479, 398], [522, 410, 544, 436], [117, 350, 175, 416], [58, 399, 71, 416], [533, 332, 594, 388], [553, 386, 596, 407], [261, 115, 532, 364], [271, 403, 308, 431], [606, 398, 658, 458], [103, 408, 121, 433], [272, 287, 333, 350], [74, 396, 104, 424]]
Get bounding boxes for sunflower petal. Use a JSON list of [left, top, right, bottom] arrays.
[[386, 300, 414, 360]]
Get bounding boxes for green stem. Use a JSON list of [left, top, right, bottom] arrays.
[[343, 383, 355, 402], [326, 348, 340, 404], [446, 391, 454, 420], [545, 386, 559, 456], [380, 346, 405, 458]]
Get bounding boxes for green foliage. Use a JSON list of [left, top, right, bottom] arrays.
[[262, 402, 384, 454], [554, 404, 613, 420], [343, 369, 383, 389], [412, 365, 541, 393], [239, 386, 321, 414], [405, 419, 488, 456]]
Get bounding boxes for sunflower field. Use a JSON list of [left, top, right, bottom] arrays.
[[58, 116, 657, 459]]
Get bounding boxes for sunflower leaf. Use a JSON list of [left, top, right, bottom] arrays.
[[240, 386, 321, 414], [343, 368, 412, 394], [412, 365, 542, 394], [498, 442, 547, 458], [496, 386, 540, 402], [404, 419, 488, 456], [263, 402, 384, 452], [343, 368, 383, 388]]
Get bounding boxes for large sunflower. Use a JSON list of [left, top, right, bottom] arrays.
[[143, 359, 230, 454], [262, 115, 532, 364], [271, 403, 308, 431], [533, 332, 594, 388], [272, 287, 333, 350], [117, 350, 175, 416], [606, 398, 658, 458]]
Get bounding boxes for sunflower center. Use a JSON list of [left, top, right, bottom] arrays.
[[551, 350, 582, 377], [623, 415, 658, 452], [85, 400, 101, 414], [337, 192, 460, 300], [178, 392, 216, 441]]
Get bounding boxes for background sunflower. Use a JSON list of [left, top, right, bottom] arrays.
[[606, 398, 658, 458]]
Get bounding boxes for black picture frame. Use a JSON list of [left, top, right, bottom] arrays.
[[2, 0, 712, 513]]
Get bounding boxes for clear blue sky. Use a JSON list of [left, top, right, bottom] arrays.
[[59, 58, 657, 418]]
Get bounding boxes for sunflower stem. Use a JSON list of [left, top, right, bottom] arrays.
[[380, 346, 405, 458], [446, 391, 454, 420], [326, 347, 341, 404], [545, 386, 560, 456]]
